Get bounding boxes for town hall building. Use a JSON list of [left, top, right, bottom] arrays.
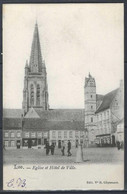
[[84, 73, 124, 147]]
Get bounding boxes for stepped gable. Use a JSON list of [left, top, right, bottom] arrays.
[[96, 88, 118, 113]]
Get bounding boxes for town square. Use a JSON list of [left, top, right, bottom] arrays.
[[3, 4, 124, 191], [3, 146, 124, 165], [3, 5, 124, 165]]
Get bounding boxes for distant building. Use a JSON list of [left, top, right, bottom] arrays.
[[116, 118, 124, 143], [3, 109, 85, 149], [84, 74, 124, 147]]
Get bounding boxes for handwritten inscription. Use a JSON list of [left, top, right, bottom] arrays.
[[6, 178, 26, 188]]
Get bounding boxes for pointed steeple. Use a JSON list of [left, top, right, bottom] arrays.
[[29, 22, 44, 73], [25, 60, 28, 68], [89, 72, 91, 78]]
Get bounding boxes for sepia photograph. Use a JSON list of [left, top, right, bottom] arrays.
[[3, 3, 124, 190]]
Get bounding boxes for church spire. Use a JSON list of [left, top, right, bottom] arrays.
[[29, 22, 44, 73]]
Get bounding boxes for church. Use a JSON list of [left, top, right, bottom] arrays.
[[3, 23, 124, 149], [3, 23, 85, 149]]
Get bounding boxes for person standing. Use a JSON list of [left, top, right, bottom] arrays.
[[51, 142, 55, 155], [117, 141, 120, 150], [45, 141, 50, 155], [67, 140, 72, 156], [61, 141, 65, 156]]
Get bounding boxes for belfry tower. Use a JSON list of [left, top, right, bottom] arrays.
[[22, 23, 49, 114], [84, 73, 96, 145]]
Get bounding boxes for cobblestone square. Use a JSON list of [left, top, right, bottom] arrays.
[[3, 147, 124, 165]]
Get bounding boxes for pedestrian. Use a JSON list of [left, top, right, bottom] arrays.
[[117, 141, 120, 150], [61, 141, 65, 156], [45, 141, 50, 155], [67, 140, 72, 156], [119, 141, 123, 150], [51, 142, 55, 155]]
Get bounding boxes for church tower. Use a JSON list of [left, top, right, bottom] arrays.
[[84, 73, 96, 145], [22, 22, 49, 114]]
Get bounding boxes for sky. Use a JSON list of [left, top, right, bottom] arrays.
[[3, 4, 124, 109]]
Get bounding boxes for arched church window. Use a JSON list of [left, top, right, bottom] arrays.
[[45, 91, 48, 110], [37, 84, 40, 106], [30, 84, 34, 106]]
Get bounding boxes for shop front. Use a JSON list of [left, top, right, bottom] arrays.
[[22, 138, 37, 148], [96, 134, 111, 147]]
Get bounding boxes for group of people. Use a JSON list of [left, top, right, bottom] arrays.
[[45, 140, 72, 156], [61, 140, 72, 156], [45, 142, 55, 155]]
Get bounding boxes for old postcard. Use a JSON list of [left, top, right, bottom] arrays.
[[3, 3, 124, 190]]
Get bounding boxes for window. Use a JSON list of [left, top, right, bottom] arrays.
[[75, 131, 79, 137], [11, 141, 15, 147], [69, 131, 73, 138], [44, 132, 48, 138], [17, 132, 21, 138], [25, 132, 29, 138], [91, 106, 93, 109], [80, 131, 84, 137], [4, 141, 9, 147], [58, 131, 61, 138], [64, 131, 67, 138], [10, 132, 15, 138], [36, 84, 40, 106], [4, 132, 9, 138], [31, 132, 36, 138], [91, 95, 92, 98], [30, 84, 34, 106], [52, 131, 56, 138], [107, 110, 109, 118], [91, 117, 93, 122], [37, 132, 42, 138]]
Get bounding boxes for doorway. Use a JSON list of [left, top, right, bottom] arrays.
[[58, 140, 61, 148]]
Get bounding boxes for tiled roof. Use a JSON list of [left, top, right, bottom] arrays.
[[96, 89, 118, 113], [3, 118, 22, 129], [35, 109, 84, 121], [96, 94, 104, 101], [96, 94, 104, 109], [23, 118, 84, 131], [3, 109, 23, 118]]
